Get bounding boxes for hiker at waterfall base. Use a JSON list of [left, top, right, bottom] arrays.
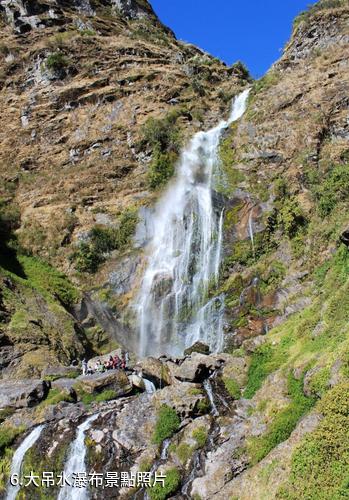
[[113, 354, 121, 369]]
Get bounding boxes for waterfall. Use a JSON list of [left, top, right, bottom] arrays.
[[136, 89, 250, 357], [6, 424, 45, 500], [248, 207, 255, 258], [58, 414, 99, 500], [143, 378, 156, 394], [203, 378, 219, 417]]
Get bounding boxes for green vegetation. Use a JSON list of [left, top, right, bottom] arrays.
[[250, 71, 280, 98], [149, 468, 181, 500], [148, 150, 177, 189], [247, 373, 316, 464], [0, 448, 13, 493], [294, 0, 347, 28], [0, 425, 25, 455], [38, 388, 74, 409], [46, 52, 69, 74], [70, 208, 138, 273], [216, 134, 245, 196], [223, 377, 241, 399], [73, 384, 118, 405], [197, 398, 210, 414], [141, 109, 185, 189], [18, 255, 79, 307], [152, 405, 180, 445], [279, 383, 349, 499], [176, 443, 193, 464], [230, 61, 251, 80], [192, 427, 208, 448], [244, 342, 290, 399], [307, 163, 349, 217], [276, 197, 307, 238]]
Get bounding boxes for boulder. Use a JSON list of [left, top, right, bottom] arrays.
[[0, 379, 50, 409], [154, 382, 209, 419], [170, 353, 220, 383], [218, 354, 249, 387], [134, 357, 171, 387], [77, 370, 132, 396], [184, 341, 210, 356], [242, 335, 267, 353], [128, 374, 145, 391]]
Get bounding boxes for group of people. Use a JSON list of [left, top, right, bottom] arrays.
[[82, 352, 129, 376]]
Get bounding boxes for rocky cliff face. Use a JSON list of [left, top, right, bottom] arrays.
[[1, 1, 349, 499], [0, 0, 246, 376]]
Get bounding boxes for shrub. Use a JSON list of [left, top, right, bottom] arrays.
[[70, 208, 138, 273], [152, 405, 180, 445], [141, 109, 184, 189], [141, 110, 182, 153], [230, 61, 251, 80], [294, 0, 347, 27], [148, 150, 177, 189], [223, 377, 241, 399], [312, 164, 349, 216], [149, 468, 181, 500], [46, 52, 69, 74], [70, 242, 103, 273], [192, 427, 208, 448], [276, 198, 307, 238]]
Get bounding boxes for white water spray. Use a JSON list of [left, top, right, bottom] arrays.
[[58, 414, 99, 500], [136, 89, 250, 357], [143, 378, 156, 394], [6, 425, 45, 500]]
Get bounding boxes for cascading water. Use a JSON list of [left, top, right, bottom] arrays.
[[143, 378, 156, 394], [58, 414, 99, 500], [6, 425, 45, 500], [136, 89, 250, 357]]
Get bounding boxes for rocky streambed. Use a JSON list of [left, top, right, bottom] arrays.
[[0, 343, 257, 499]]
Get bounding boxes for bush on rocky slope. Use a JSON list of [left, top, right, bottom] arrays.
[[152, 405, 181, 445]]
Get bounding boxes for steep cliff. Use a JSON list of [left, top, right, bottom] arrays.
[[1, 1, 349, 499], [0, 0, 247, 376]]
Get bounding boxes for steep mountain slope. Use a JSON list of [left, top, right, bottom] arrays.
[[0, 0, 247, 377]]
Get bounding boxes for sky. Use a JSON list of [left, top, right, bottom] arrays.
[[150, 0, 315, 78]]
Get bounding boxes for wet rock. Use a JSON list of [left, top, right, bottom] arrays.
[[184, 341, 210, 356], [77, 370, 132, 396], [170, 353, 220, 383], [128, 373, 145, 391], [191, 415, 249, 498], [135, 357, 171, 387], [106, 393, 158, 454], [154, 382, 209, 419], [0, 379, 50, 409]]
